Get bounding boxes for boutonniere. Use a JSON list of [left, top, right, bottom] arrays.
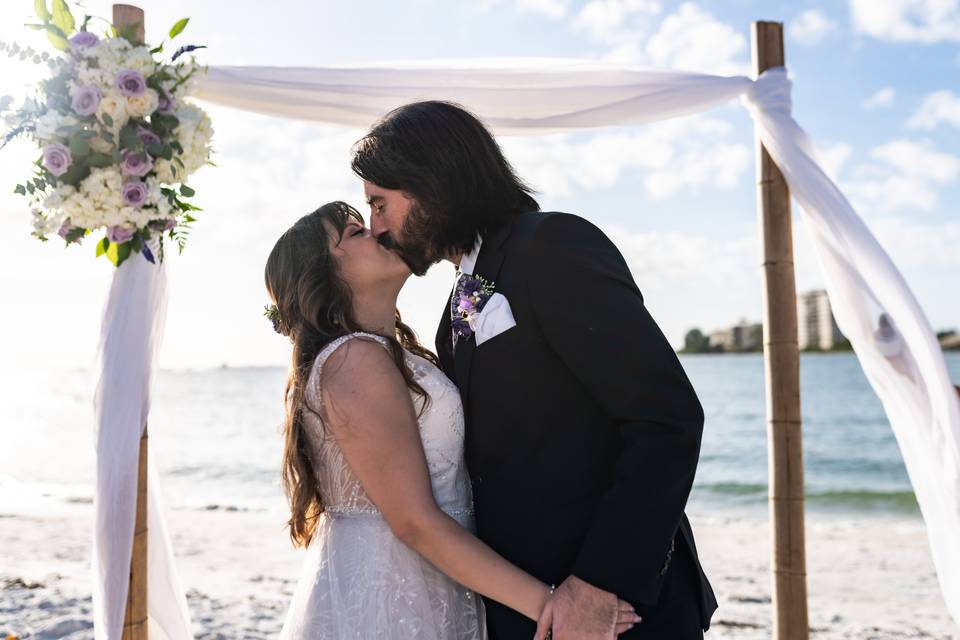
[[452, 273, 496, 338]]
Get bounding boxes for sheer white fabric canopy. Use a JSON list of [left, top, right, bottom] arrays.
[[93, 60, 960, 638]]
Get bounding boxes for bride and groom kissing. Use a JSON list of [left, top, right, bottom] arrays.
[[263, 101, 718, 639]]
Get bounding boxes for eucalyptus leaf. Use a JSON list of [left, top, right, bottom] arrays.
[[101, 113, 113, 127], [88, 152, 113, 167], [179, 184, 195, 197], [168, 17, 189, 40], [46, 28, 69, 51], [34, 0, 52, 22], [51, 0, 75, 36], [15, 184, 26, 195], [69, 135, 90, 157]]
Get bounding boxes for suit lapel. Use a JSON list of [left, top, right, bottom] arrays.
[[435, 286, 455, 377], [451, 216, 517, 409]]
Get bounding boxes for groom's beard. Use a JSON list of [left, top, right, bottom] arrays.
[[377, 202, 441, 277]]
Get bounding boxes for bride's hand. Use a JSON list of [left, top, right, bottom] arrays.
[[534, 596, 640, 638], [533, 595, 554, 639], [615, 598, 642, 635]]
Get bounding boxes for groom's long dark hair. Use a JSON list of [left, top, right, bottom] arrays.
[[351, 101, 540, 265]]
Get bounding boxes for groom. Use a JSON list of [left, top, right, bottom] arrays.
[[352, 101, 717, 639]]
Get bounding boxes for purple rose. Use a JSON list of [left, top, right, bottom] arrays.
[[116, 69, 146, 97], [107, 225, 135, 244], [137, 127, 161, 148], [71, 84, 101, 116], [121, 181, 149, 208], [157, 90, 174, 114], [121, 149, 153, 177], [69, 32, 99, 51], [42, 143, 72, 177]]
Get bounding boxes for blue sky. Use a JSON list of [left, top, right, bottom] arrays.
[[0, 0, 957, 370]]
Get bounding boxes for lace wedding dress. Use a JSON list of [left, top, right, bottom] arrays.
[[279, 332, 487, 639]]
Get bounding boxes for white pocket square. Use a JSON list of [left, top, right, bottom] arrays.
[[469, 292, 517, 346]]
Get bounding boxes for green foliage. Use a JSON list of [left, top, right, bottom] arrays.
[[34, 0, 52, 22], [105, 239, 131, 266], [51, 0, 75, 36], [168, 18, 189, 40]]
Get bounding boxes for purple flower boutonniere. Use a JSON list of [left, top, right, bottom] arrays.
[[452, 273, 496, 339]]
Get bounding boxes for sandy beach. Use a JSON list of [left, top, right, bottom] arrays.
[[1, 494, 955, 639]]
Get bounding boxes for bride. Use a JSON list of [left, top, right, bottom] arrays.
[[264, 201, 640, 639]]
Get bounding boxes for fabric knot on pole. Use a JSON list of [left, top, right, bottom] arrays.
[[743, 66, 792, 116]]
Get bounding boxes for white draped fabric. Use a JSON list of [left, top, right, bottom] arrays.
[[93, 250, 191, 640], [93, 59, 959, 638]]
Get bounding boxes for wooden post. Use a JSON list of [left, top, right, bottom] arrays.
[[751, 21, 809, 640], [113, 8, 149, 638]]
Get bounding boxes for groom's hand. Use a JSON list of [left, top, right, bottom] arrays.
[[550, 575, 620, 639]]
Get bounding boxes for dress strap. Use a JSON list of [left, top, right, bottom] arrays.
[[310, 332, 392, 413]]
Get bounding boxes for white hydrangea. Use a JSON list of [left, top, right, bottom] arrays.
[[34, 109, 78, 141], [75, 39, 155, 95], [152, 101, 213, 184], [31, 207, 66, 238], [173, 102, 213, 177], [43, 167, 163, 231]]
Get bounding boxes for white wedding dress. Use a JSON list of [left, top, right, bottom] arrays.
[[279, 332, 487, 639]]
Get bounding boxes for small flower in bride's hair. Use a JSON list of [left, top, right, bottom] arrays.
[[264, 304, 284, 335]]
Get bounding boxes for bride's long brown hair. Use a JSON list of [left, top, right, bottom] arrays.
[[264, 201, 438, 547]]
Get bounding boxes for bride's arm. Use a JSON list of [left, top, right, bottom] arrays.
[[319, 338, 549, 621]]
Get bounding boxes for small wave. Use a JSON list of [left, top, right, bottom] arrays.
[[695, 482, 919, 513]]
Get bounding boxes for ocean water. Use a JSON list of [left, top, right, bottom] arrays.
[[2, 352, 958, 518]]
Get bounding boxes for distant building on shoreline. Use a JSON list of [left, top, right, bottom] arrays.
[[797, 289, 845, 350], [683, 320, 762, 354]]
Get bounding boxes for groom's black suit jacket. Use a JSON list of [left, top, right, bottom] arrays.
[[436, 211, 718, 638]]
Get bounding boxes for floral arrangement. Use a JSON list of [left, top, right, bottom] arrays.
[[0, 1, 213, 266], [452, 274, 496, 338]]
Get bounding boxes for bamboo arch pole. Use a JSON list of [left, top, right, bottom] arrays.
[[751, 20, 810, 640], [113, 7, 149, 639]]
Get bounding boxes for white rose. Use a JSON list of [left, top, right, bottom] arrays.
[[126, 88, 159, 118], [97, 90, 129, 130]]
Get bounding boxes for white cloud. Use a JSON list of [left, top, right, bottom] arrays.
[[789, 9, 839, 46], [908, 89, 960, 129], [481, 0, 572, 20], [500, 115, 750, 199], [570, 1, 749, 75], [518, 0, 571, 19], [814, 142, 853, 182], [850, 0, 960, 43], [861, 87, 896, 110], [869, 217, 960, 267], [603, 223, 756, 289], [643, 3, 749, 75], [843, 139, 960, 213], [572, 0, 662, 43]]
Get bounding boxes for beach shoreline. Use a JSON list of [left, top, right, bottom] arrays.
[[1, 498, 955, 639]]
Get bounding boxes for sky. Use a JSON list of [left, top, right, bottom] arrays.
[[0, 0, 958, 371]]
